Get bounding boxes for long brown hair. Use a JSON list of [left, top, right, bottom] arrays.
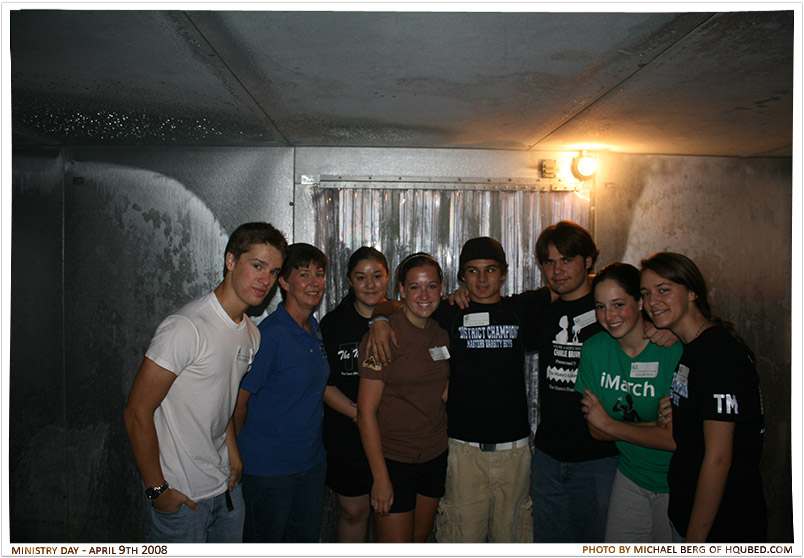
[[640, 252, 755, 362]]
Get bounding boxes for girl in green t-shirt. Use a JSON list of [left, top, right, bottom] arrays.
[[576, 263, 682, 542]]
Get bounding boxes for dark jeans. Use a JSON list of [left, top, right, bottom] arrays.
[[242, 460, 327, 542], [530, 447, 618, 543]]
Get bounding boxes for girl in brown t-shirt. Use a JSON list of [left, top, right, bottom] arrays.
[[357, 253, 450, 542]]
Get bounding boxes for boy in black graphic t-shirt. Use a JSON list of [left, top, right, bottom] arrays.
[[434, 238, 551, 543], [529, 221, 618, 543]]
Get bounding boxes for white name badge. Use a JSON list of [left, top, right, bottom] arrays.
[[429, 346, 451, 361], [573, 309, 597, 330], [675, 364, 690, 387], [464, 312, 490, 327], [630, 361, 660, 378]]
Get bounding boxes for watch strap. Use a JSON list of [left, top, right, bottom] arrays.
[[145, 480, 169, 500]]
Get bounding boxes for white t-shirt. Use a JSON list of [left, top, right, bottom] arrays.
[[145, 291, 260, 501]]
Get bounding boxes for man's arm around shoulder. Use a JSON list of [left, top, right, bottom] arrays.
[[124, 357, 199, 512], [509, 285, 557, 306]]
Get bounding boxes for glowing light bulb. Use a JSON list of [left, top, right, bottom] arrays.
[[577, 156, 597, 176], [572, 151, 597, 179]]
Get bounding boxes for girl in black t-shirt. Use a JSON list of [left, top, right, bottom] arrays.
[[639, 252, 766, 543], [320, 247, 390, 542]]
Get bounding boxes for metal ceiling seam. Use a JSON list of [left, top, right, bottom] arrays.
[[181, 10, 292, 147], [526, 12, 719, 153]]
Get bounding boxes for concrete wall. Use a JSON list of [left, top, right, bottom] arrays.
[[9, 146, 793, 542]]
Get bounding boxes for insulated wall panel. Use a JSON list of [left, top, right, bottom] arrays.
[[10, 149, 68, 542]]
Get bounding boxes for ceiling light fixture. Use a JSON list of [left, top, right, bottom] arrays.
[[572, 151, 598, 180]]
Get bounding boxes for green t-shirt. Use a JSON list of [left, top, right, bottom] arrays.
[[575, 331, 682, 493]]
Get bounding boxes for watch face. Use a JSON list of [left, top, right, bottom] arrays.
[[145, 482, 167, 499]]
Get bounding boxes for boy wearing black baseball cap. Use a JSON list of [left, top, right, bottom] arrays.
[[433, 237, 552, 543]]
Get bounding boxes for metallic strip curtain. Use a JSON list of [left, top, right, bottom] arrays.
[[312, 185, 590, 436]]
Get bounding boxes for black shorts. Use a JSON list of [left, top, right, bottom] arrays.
[[386, 450, 448, 514], [325, 454, 372, 497]]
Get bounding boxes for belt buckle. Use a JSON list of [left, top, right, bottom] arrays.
[[480, 443, 496, 452]]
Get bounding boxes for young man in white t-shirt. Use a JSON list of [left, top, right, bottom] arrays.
[[124, 222, 287, 543]]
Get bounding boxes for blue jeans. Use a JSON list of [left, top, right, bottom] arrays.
[[142, 484, 245, 543], [242, 460, 326, 542], [531, 447, 618, 543]]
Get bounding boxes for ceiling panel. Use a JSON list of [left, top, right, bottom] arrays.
[[9, 9, 794, 156], [538, 11, 794, 156], [11, 10, 287, 146]]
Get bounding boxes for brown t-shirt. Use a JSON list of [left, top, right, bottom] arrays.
[[359, 309, 450, 463]]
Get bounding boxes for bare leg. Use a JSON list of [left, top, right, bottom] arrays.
[[375, 510, 415, 542], [337, 493, 370, 543], [413, 495, 440, 543]]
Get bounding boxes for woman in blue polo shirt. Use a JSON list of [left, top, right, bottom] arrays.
[[234, 243, 329, 543]]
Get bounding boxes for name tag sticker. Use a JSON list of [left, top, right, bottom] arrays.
[[429, 346, 451, 361], [236, 347, 254, 364], [464, 312, 490, 327], [675, 364, 690, 387], [573, 309, 597, 329], [631, 361, 660, 378]]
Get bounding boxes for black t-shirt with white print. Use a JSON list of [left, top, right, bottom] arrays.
[[435, 288, 551, 444], [530, 292, 618, 462], [320, 301, 368, 460], [668, 326, 766, 542]]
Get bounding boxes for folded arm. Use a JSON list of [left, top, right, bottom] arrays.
[[581, 389, 676, 451]]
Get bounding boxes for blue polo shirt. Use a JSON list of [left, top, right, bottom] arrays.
[[239, 304, 329, 476]]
